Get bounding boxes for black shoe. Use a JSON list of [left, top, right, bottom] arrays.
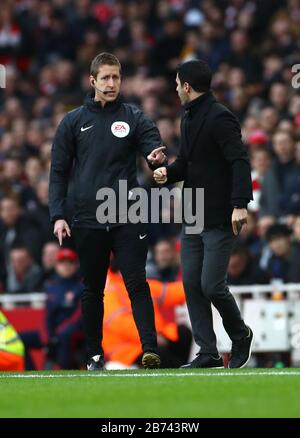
[[229, 326, 254, 369], [87, 354, 105, 371], [181, 353, 224, 369], [142, 352, 161, 369]]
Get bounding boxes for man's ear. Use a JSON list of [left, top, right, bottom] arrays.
[[184, 82, 190, 93], [90, 75, 96, 87]]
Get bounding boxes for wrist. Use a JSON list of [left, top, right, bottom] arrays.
[[231, 198, 249, 209]]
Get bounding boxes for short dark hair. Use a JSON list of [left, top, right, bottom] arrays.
[[10, 244, 32, 257], [90, 52, 121, 79], [177, 60, 212, 92], [265, 224, 292, 242], [0, 194, 21, 208]]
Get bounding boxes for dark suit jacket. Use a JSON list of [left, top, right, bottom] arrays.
[[166, 90, 253, 228]]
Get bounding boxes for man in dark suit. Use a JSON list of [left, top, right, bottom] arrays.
[[154, 60, 254, 368]]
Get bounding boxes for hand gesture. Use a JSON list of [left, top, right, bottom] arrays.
[[153, 167, 168, 184], [147, 146, 166, 167], [54, 219, 71, 246], [232, 208, 247, 235]]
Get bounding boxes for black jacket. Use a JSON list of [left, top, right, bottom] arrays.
[[166, 91, 253, 228], [49, 94, 161, 228]]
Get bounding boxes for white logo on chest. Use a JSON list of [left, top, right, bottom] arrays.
[[111, 121, 130, 138]]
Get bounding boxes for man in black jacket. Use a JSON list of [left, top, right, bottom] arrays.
[[49, 52, 166, 370], [154, 60, 254, 368]]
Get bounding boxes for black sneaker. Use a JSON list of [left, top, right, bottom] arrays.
[[142, 352, 161, 369], [229, 326, 254, 369], [87, 354, 105, 371], [180, 353, 224, 369]]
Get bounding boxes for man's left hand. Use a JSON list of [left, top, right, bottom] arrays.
[[147, 146, 167, 167], [232, 208, 248, 235]]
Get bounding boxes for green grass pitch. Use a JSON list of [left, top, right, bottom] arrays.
[[1, 369, 300, 418]]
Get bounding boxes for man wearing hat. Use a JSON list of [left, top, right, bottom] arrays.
[[20, 248, 83, 369]]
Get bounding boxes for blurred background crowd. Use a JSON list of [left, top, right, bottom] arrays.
[[1, 0, 300, 369]]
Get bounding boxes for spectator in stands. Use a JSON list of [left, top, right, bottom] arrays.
[[260, 131, 297, 217], [6, 245, 43, 294], [257, 214, 276, 271], [0, 195, 44, 265], [265, 224, 293, 282], [156, 116, 180, 155], [20, 248, 83, 369], [0, 311, 24, 371], [147, 238, 181, 282], [289, 215, 300, 282], [259, 107, 279, 137], [40, 241, 60, 286], [227, 244, 269, 285], [151, 13, 184, 78], [269, 82, 290, 118], [1, 157, 40, 211], [249, 147, 271, 213], [236, 211, 262, 258], [27, 177, 53, 242], [103, 265, 191, 369]]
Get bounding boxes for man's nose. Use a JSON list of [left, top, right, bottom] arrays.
[[108, 78, 114, 87]]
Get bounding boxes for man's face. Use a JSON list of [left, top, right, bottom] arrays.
[[10, 249, 32, 275], [154, 241, 175, 270], [228, 254, 248, 278], [273, 132, 294, 160], [176, 74, 189, 105], [269, 236, 291, 257], [251, 150, 271, 176], [0, 199, 21, 227], [55, 260, 77, 278], [42, 243, 59, 270], [91, 65, 121, 104]]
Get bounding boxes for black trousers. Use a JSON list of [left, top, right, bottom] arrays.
[[181, 224, 248, 356], [73, 223, 158, 359]]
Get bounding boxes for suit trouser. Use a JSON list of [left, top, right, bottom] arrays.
[[73, 223, 158, 359], [181, 224, 248, 355]]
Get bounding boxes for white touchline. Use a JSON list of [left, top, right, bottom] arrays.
[[1, 371, 300, 379]]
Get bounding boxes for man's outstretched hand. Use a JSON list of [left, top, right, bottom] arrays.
[[54, 219, 71, 246]]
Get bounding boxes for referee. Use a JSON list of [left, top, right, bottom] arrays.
[[49, 53, 166, 370], [154, 60, 254, 368]]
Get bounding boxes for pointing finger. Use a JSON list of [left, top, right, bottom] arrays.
[[153, 146, 166, 154]]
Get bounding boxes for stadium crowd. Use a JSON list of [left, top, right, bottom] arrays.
[[1, 0, 300, 369]]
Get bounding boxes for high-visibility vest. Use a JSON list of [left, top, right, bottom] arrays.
[[0, 311, 24, 357], [103, 271, 186, 365]]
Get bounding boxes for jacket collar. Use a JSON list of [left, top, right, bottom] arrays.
[[84, 92, 122, 113], [184, 89, 216, 115]]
